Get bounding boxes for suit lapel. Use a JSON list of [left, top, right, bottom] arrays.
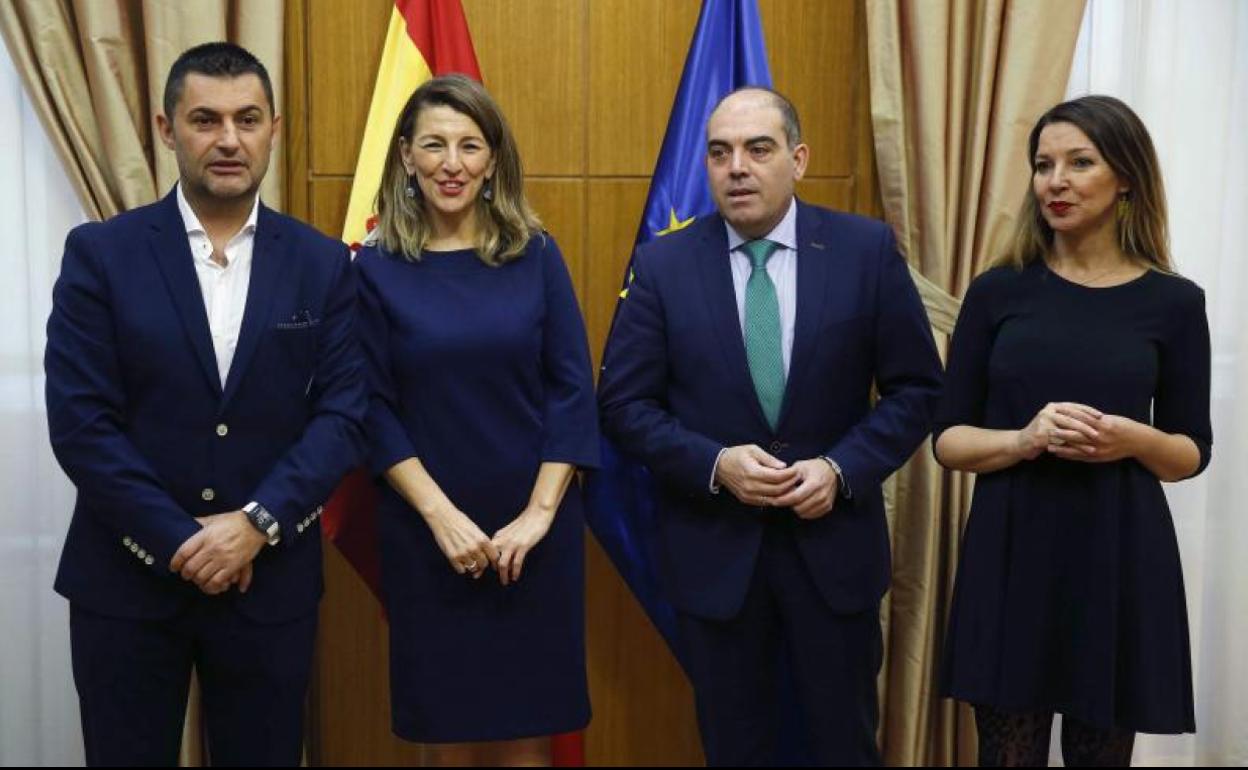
[[698, 216, 771, 431], [222, 204, 286, 406], [779, 202, 831, 428], [148, 192, 223, 397]]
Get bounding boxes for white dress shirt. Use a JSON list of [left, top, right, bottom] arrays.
[[176, 184, 259, 387]]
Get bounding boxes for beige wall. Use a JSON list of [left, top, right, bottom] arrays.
[[284, 1, 881, 764]]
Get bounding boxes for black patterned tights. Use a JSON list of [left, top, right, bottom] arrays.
[[974, 704, 1136, 767]]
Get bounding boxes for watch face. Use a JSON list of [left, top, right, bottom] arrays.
[[248, 507, 270, 527], [243, 504, 280, 544]]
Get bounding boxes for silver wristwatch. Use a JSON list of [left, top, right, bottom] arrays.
[[242, 501, 281, 546]]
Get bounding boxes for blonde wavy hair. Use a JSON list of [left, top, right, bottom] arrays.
[[374, 74, 540, 265], [994, 95, 1172, 272]]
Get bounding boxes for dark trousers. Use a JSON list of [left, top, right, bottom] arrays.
[[678, 518, 883, 767], [70, 599, 317, 767]]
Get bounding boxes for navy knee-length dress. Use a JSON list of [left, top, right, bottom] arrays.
[[355, 234, 600, 743], [935, 260, 1211, 734]]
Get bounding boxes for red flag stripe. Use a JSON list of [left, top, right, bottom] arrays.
[[396, 0, 482, 78]]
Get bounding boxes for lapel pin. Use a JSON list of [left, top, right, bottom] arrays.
[[810, 241, 827, 250]]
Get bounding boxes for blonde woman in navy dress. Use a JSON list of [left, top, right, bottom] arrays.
[[355, 75, 599, 767], [935, 96, 1211, 766]]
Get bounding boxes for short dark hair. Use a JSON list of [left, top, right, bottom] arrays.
[[712, 86, 802, 148], [163, 42, 275, 118]]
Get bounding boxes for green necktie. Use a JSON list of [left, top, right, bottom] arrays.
[[740, 238, 785, 430]]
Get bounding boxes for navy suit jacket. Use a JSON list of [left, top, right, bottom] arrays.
[[46, 190, 367, 623], [599, 201, 942, 620]]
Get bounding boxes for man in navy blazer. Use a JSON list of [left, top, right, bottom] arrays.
[[44, 43, 365, 765], [599, 88, 942, 765]]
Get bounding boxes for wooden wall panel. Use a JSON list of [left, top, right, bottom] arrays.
[[463, 0, 586, 176], [307, 0, 392, 175], [759, 0, 859, 177], [584, 180, 648, 366], [796, 177, 856, 213], [287, 1, 882, 765], [585, 537, 703, 766], [283, 0, 308, 217], [587, 1, 701, 176], [527, 179, 587, 308], [309, 178, 352, 240]]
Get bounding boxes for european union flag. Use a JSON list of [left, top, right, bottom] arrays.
[[588, 0, 772, 663]]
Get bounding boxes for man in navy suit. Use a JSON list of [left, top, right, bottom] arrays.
[[45, 43, 365, 766], [599, 87, 942, 765]]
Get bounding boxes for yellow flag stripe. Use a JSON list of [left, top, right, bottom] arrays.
[[341, 5, 434, 246]]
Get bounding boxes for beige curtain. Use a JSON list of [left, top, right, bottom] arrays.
[[0, 0, 283, 222], [866, 0, 1086, 765]]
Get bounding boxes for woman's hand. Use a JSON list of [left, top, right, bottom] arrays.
[[491, 505, 556, 586], [1016, 402, 1104, 460], [1047, 413, 1145, 463], [422, 504, 499, 579]]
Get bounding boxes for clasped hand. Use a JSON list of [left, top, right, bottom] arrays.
[[170, 511, 266, 595], [714, 444, 839, 519], [1017, 402, 1142, 463], [426, 504, 554, 586]]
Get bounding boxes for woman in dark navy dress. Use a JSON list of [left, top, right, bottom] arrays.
[[355, 75, 599, 766], [935, 96, 1211, 766]]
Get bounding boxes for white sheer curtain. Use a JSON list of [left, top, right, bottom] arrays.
[[1065, 0, 1248, 766], [0, 40, 86, 767]]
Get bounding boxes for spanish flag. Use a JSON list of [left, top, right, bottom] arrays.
[[324, 2, 585, 764]]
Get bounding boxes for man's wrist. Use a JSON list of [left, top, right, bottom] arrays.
[[242, 501, 281, 546], [819, 456, 852, 499], [709, 447, 729, 493]]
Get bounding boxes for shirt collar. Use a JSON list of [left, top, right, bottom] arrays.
[[175, 182, 260, 240], [725, 196, 798, 253]]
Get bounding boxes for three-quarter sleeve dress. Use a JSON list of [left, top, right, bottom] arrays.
[[936, 260, 1211, 734], [355, 234, 601, 743]]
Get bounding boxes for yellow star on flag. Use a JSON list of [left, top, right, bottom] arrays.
[[619, 268, 635, 299], [621, 209, 696, 300], [656, 208, 696, 237]]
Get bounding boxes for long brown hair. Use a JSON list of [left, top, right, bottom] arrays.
[[994, 95, 1172, 272], [374, 74, 540, 265]]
